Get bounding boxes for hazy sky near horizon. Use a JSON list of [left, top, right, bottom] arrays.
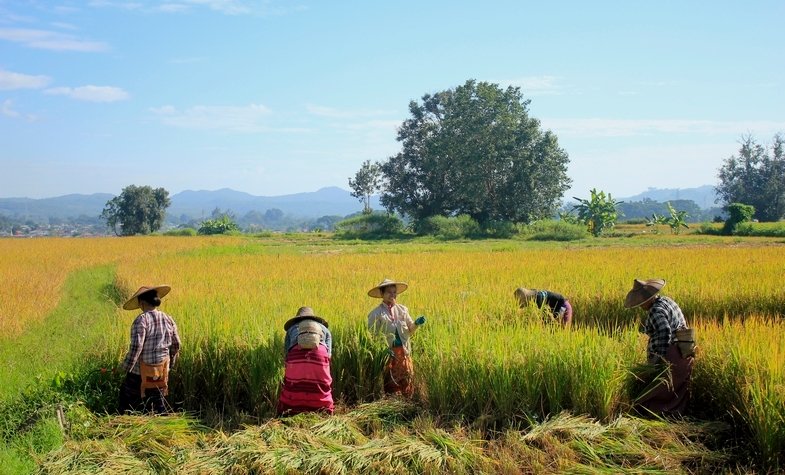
[[1, 0, 783, 199]]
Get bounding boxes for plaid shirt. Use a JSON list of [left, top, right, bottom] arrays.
[[641, 296, 686, 360], [122, 309, 181, 375]]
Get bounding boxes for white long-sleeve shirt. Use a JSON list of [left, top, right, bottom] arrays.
[[367, 302, 418, 355]]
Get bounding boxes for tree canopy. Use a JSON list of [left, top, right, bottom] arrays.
[[348, 160, 382, 214], [716, 134, 785, 221], [378, 80, 571, 225], [100, 185, 171, 236]]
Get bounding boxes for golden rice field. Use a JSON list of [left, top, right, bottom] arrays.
[[2, 234, 784, 472], [0, 237, 221, 337]]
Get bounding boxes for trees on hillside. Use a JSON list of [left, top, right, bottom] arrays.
[[716, 134, 785, 221], [377, 80, 571, 225], [100, 185, 171, 236], [348, 160, 382, 214]]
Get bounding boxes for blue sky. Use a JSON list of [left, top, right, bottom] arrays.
[[1, 0, 783, 200]]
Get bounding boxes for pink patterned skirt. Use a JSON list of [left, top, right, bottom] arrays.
[[277, 344, 334, 415]]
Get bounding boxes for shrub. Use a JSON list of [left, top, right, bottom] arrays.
[[519, 220, 589, 241], [334, 213, 404, 239], [163, 228, 197, 236], [416, 215, 480, 239], [483, 220, 517, 238], [198, 216, 240, 235], [698, 222, 723, 235], [723, 203, 755, 235]]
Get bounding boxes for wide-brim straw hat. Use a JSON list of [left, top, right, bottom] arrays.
[[123, 285, 171, 310], [514, 287, 537, 300], [367, 278, 408, 298], [284, 306, 329, 331], [624, 279, 665, 308]]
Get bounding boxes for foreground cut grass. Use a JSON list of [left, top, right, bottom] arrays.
[[36, 399, 726, 474]]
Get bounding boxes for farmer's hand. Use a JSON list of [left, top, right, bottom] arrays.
[[415, 316, 426, 325]]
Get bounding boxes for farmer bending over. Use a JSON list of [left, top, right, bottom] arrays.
[[624, 278, 695, 417], [515, 287, 573, 326], [277, 306, 334, 415]]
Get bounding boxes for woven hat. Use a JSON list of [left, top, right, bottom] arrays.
[[284, 306, 329, 331], [367, 278, 408, 298], [624, 279, 665, 308], [296, 319, 325, 349], [514, 287, 537, 306], [123, 285, 171, 310]]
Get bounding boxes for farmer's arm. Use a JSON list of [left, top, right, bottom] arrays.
[[121, 316, 147, 372]]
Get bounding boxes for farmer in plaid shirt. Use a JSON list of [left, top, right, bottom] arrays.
[[625, 278, 694, 416], [118, 285, 180, 414]]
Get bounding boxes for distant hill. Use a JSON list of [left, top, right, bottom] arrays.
[[169, 187, 379, 218], [0, 187, 378, 221], [0, 185, 719, 222], [620, 185, 718, 209], [0, 193, 114, 220]]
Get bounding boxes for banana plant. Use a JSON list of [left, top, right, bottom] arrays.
[[645, 213, 667, 233], [665, 202, 690, 234], [572, 189, 622, 237]]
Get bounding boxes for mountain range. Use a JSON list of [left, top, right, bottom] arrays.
[[0, 187, 379, 221], [0, 185, 717, 221], [619, 185, 718, 208]]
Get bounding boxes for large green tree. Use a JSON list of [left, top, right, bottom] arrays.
[[716, 134, 785, 221], [379, 80, 571, 225], [100, 185, 171, 236]]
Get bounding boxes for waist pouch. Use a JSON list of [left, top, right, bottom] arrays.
[[674, 327, 696, 358]]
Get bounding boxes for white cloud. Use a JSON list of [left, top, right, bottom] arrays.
[[44, 85, 130, 102], [157, 3, 190, 13], [542, 118, 785, 138], [174, 1, 251, 15], [0, 27, 108, 51], [89, 0, 302, 15], [1, 99, 20, 117], [497, 76, 567, 96], [149, 103, 308, 133], [0, 69, 51, 90], [168, 56, 207, 64], [166, 0, 304, 15], [50, 22, 79, 31], [306, 104, 395, 119], [87, 1, 144, 10], [1, 99, 37, 121]]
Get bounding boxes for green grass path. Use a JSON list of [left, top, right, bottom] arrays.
[[0, 265, 118, 401]]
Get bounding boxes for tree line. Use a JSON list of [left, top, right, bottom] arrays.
[[98, 80, 784, 236], [348, 80, 784, 233]]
